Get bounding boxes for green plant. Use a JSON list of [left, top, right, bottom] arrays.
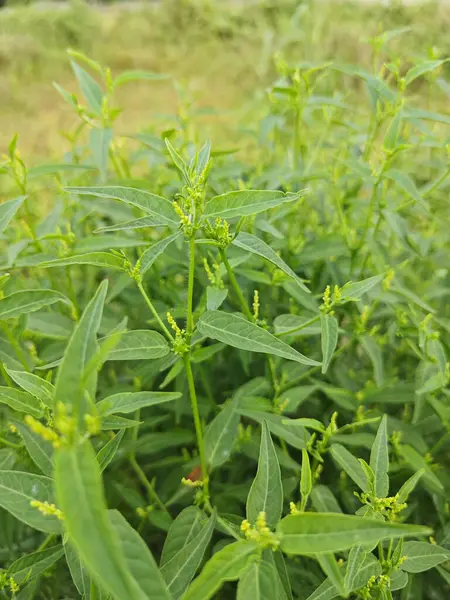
[[0, 18, 450, 600]]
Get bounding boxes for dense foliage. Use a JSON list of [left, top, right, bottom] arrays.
[[1, 15, 450, 600]]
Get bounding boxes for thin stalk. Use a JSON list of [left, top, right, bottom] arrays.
[[184, 353, 209, 498], [184, 236, 209, 497], [219, 248, 253, 320], [0, 436, 21, 450], [129, 456, 169, 514], [37, 534, 55, 552], [90, 580, 98, 600], [276, 314, 321, 338], [0, 322, 29, 371], [137, 281, 173, 342]]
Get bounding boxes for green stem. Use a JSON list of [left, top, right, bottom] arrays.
[[0, 322, 29, 371], [90, 579, 98, 600], [219, 248, 253, 320], [184, 353, 209, 498], [38, 534, 55, 552], [276, 314, 321, 338], [129, 456, 169, 514], [0, 436, 21, 450], [137, 281, 173, 342], [187, 237, 196, 337]]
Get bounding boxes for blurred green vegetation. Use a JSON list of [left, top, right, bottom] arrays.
[[1, 0, 449, 162]]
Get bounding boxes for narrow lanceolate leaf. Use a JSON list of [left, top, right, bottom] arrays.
[[340, 275, 383, 301], [54, 280, 108, 413], [320, 314, 338, 374], [97, 430, 125, 472], [397, 469, 424, 503], [140, 231, 182, 277], [206, 286, 228, 311], [6, 369, 54, 407], [0, 471, 62, 533], [204, 400, 240, 469], [361, 336, 384, 387], [54, 441, 146, 600], [97, 391, 181, 416], [383, 110, 402, 151], [39, 252, 125, 270], [246, 421, 283, 529], [0, 196, 25, 235], [344, 546, 366, 594], [8, 545, 64, 585], [12, 419, 53, 477], [64, 541, 91, 597], [369, 415, 389, 498], [198, 311, 320, 366], [0, 290, 69, 320], [232, 232, 310, 292], [317, 554, 345, 597], [160, 507, 207, 566], [277, 513, 432, 554], [106, 330, 169, 361], [0, 387, 43, 418], [113, 70, 169, 87], [183, 540, 259, 600], [95, 216, 168, 233], [404, 60, 446, 86], [330, 444, 368, 492], [400, 542, 450, 573], [161, 511, 216, 599], [109, 510, 173, 600], [204, 189, 306, 219], [71, 60, 103, 113], [66, 186, 179, 226], [90, 127, 113, 181], [237, 559, 281, 600], [385, 170, 427, 209]]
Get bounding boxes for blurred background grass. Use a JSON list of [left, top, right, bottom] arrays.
[[1, 0, 449, 163]]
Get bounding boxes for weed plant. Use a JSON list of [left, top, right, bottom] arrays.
[[0, 9, 450, 600]]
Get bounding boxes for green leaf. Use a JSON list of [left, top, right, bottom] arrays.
[[204, 400, 240, 469], [165, 139, 189, 183], [0, 196, 25, 235], [183, 540, 259, 600], [232, 232, 310, 292], [105, 330, 170, 361], [340, 275, 383, 301], [114, 70, 169, 87], [344, 545, 366, 594], [370, 415, 389, 497], [310, 485, 342, 514], [0, 387, 43, 418], [317, 554, 345, 597], [383, 110, 403, 151], [206, 286, 228, 311], [0, 471, 62, 533], [140, 232, 182, 277], [198, 311, 320, 366], [300, 449, 312, 506], [277, 513, 432, 554], [8, 545, 64, 585], [0, 290, 70, 320], [97, 391, 181, 416], [54, 441, 146, 600], [97, 430, 125, 472], [401, 541, 450, 573], [66, 186, 179, 227], [160, 507, 206, 566], [109, 509, 173, 599], [95, 216, 168, 233], [6, 369, 54, 407], [397, 469, 425, 503], [12, 419, 53, 476], [246, 421, 283, 529], [241, 410, 309, 450], [54, 280, 108, 414], [320, 314, 338, 374], [361, 336, 384, 387], [161, 511, 216, 599], [71, 60, 103, 113], [385, 169, 427, 209], [204, 189, 306, 219], [90, 128, 113, 182], [64, 541, 91, 597], [40, 252, 125, 270], [237, 559, 282, 600], [404, 60, 446, 86], [330, 444, 368, 492]]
